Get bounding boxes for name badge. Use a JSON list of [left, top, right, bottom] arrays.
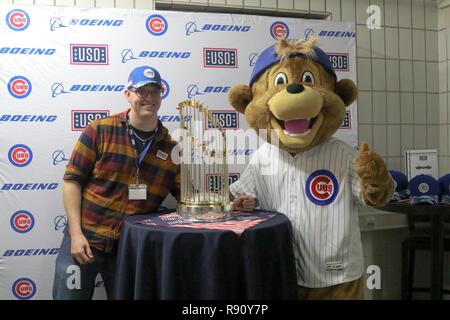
[[128, 184, 147, 200], [156, 150, 168, 160]]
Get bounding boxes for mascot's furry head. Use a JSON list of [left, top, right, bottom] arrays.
[[229, 37, 357, 154]]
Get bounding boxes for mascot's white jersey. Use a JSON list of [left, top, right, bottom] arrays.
[[230, 138, 366, 288]]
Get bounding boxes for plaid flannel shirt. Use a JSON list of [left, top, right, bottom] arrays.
[[64, 109, 180, 252]]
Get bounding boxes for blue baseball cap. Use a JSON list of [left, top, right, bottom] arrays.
[[389, 170, 408, 201], [408, 174, 440, 205], [127, 66, 162, 89], [249, 41, 336, 87], [438, 173, 450, 204]]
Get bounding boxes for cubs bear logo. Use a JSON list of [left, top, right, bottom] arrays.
[[305, 170, 339, 206]]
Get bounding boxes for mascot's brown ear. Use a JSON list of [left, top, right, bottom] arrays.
[[336, 79, 358, 107], [228, 84, 253, 114]]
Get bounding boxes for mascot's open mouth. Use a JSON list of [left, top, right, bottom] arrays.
[[269, 112, 324, 148], [278, 116, 319, 136], [271, 113, 323, 137]]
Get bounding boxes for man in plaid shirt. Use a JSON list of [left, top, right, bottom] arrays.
[[53, 66, 180, 299]]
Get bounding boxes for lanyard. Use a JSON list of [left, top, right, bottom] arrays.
[[126, 118, 157, 183]]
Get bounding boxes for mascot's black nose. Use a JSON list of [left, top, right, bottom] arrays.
[[287, 83, 304, 94]]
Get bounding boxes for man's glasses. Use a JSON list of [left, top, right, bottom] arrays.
[[129, 86, 163, 99]]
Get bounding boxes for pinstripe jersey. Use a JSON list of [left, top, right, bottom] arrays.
[[230, 138, 367, 288]]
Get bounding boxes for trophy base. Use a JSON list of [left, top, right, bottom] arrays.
[[177, 202, 234, 222]]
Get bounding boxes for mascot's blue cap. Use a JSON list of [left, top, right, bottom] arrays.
[[249, 41, 336, 87]]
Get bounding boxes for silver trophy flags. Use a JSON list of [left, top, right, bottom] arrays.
[[177, 99, 234, 222]]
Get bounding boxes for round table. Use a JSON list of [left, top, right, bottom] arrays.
[[114, 210, 298, 300]]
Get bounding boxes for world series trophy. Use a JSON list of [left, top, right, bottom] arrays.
[[177, 99, 234, 222]]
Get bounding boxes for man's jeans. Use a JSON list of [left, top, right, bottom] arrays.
[[52, 229, 117, 300]]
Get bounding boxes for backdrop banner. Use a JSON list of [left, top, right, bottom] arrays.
[[0, 4, 356, 299]]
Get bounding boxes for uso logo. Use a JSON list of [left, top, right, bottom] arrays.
[[10, 210, 35, 233], [8, 144, 33, 167], [161, 79, 170, 99], [327, 53, 349, 71], [306, 170, 339, 206], [12, 278, 36, 299], [8, 76, 32, 98], [6, 9, 30, 31], [270, 21, 289, 40], [71, 110, 109, 131], [203, 48, 238, 68], [146, 14, 168, 36], [207, 173, 240, 192], [70, 44, 109, 65], [207, 111, 239, 129], [340, 111, 351, 129]]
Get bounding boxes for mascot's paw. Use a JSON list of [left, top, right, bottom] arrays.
[[354, 143, 388, 185], [354, 143, 393, 206]]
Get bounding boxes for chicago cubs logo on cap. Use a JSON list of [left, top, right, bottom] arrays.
[[8, 76, 32, 98], [146, 14, 168, 36], [144, 68, 155, 78], [270, 21, 289, 40], [418, 182, 429, 193], [8, 144, 33, 167], [12, 278, 36, 299], [306, 170, 339, 206], [10, 210, 35, 233], [6, 9, 30, 31]]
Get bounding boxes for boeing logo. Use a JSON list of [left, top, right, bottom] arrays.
[[186, 84, 230, 99], [121, 49, 190, 63], [49, 17, 68, 31], [52, 150, 69, 165], [304, 28, 314, 40], [0, 114, 57, 122], [54, 215, 67, 231], [185, 21, 251, 36], [52, 82, 124, 97], [1, 183, 59, 191], [249, 53, 259, 67], [121, 49, 139, 63], [50, 17, 123, 31], [0, 47, 55, 55], [319, 30, 356, 38], [157, 115, 192, 122], [51, 83, 70, 98], [4, 248, 60, 257]]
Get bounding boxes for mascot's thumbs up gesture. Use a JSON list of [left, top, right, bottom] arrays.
[[355, 143, 395, 206]]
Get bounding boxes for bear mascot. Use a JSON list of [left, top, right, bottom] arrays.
[[229, 37, 395, 300]]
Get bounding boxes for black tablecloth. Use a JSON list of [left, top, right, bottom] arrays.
[[114, 210, 297, 299]]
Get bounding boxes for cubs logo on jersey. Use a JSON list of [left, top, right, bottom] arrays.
[[305, 169, 339, 206]]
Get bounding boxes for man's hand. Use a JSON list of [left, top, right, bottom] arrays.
[[71, 233, 94, 265], [233, 195, 258, 212]]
